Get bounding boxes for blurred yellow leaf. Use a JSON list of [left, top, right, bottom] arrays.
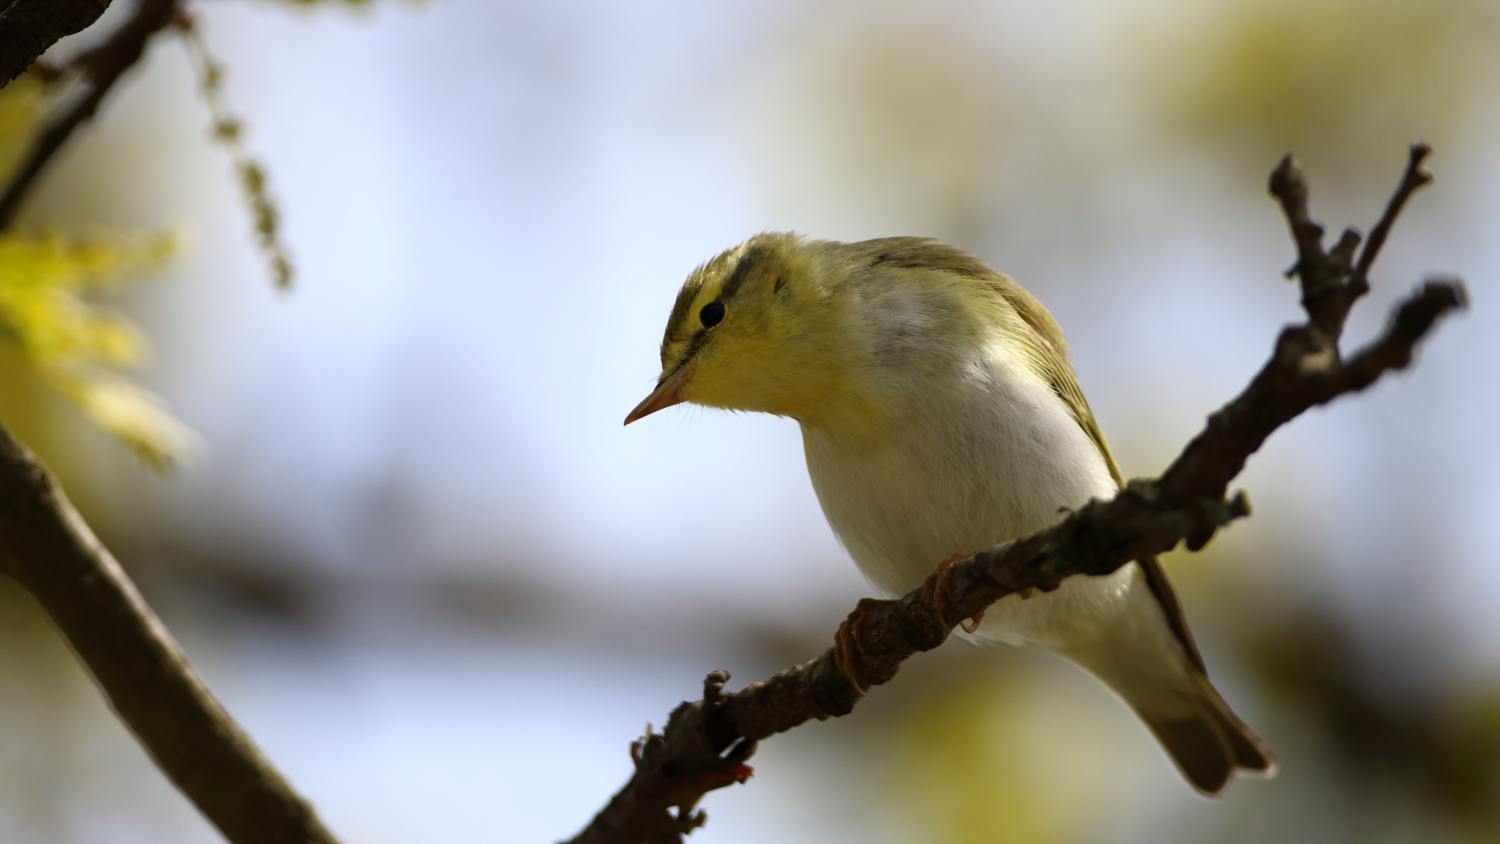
[[0, 230, 178, 363], [0, 55, 199, 470], [62, 377, 200, 471], [0, 230, 192, 467]]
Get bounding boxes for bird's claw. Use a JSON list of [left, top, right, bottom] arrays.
[[959, 610, 985, 634], [922, 553, 985, 633], [833, 597, 893, 695]]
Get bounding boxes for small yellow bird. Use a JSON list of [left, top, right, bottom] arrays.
[[625, 232, 1274, 794]]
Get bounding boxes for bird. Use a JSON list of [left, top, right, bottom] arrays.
[[623, 231, 1274, 795]]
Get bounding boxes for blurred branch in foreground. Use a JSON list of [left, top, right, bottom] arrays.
[[0, 0, 173, 227], [0, 0, 114, 88], [0, 1, 333, 841], [565, 146, 1466, 844], [0, 425, 339, 843]]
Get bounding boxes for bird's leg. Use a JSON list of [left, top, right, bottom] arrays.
[[833, 597, 894, 695], [921, 554, 986, 634]]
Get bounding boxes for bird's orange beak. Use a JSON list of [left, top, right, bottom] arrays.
[[624, 367, 690, 425]]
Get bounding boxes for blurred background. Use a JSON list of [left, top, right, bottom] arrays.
[[1, 0, 1497, 841]]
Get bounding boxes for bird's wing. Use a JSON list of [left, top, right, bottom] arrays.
[[989, 273, 1211, 675], [849, 235, 1213, 675]]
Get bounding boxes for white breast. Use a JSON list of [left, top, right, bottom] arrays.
[[801, 337, 1136, 648]]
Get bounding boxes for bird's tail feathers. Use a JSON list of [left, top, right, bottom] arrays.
[[1131, 672, 1276, 796], [1059, 595, 1276, 796]]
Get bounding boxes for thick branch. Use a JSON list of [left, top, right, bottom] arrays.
[[0, 0, 175, 229], [0, 426, 340, 844], [0, 0, 114, 88], [566, 146, 1466, 844]]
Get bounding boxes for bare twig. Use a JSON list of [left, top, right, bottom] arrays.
[[0, 0, 114, 88], [0, 0, 176, 229], [0, 426, 340, 843], [565, 146, 1466, 844], [1353, 144, 1434, 288]]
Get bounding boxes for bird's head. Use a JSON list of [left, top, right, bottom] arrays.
[[625, 233, 1042, 438], [624, 232, 867, 428]]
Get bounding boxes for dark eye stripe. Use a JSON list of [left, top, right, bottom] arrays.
[[661, 240, 772, 369], [717, 243, 770, 303], [664, 330, 709, 378]]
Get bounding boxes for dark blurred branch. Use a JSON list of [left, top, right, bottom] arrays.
[[1354, 146, 1434, 286], [0, 0, 114, 88], [565, 146, 1466, 844], [0, 426, 340, 844], [0, 0, 176, 228], [0, 3, 328, 838]]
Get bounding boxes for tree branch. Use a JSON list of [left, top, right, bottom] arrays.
[[0, 425, 341, 843], [0, 0, 115, 88], [0, 0, 175, 229], [0, 428, 339, 841], [1, 3, 341, 838], [564, 146, 1467, 844]]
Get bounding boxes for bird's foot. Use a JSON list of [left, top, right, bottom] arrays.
[[833, 597, 894, 695], [921, 553, 985, 633]]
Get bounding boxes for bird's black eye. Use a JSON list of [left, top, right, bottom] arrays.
[[699, 300, 725, 328]]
